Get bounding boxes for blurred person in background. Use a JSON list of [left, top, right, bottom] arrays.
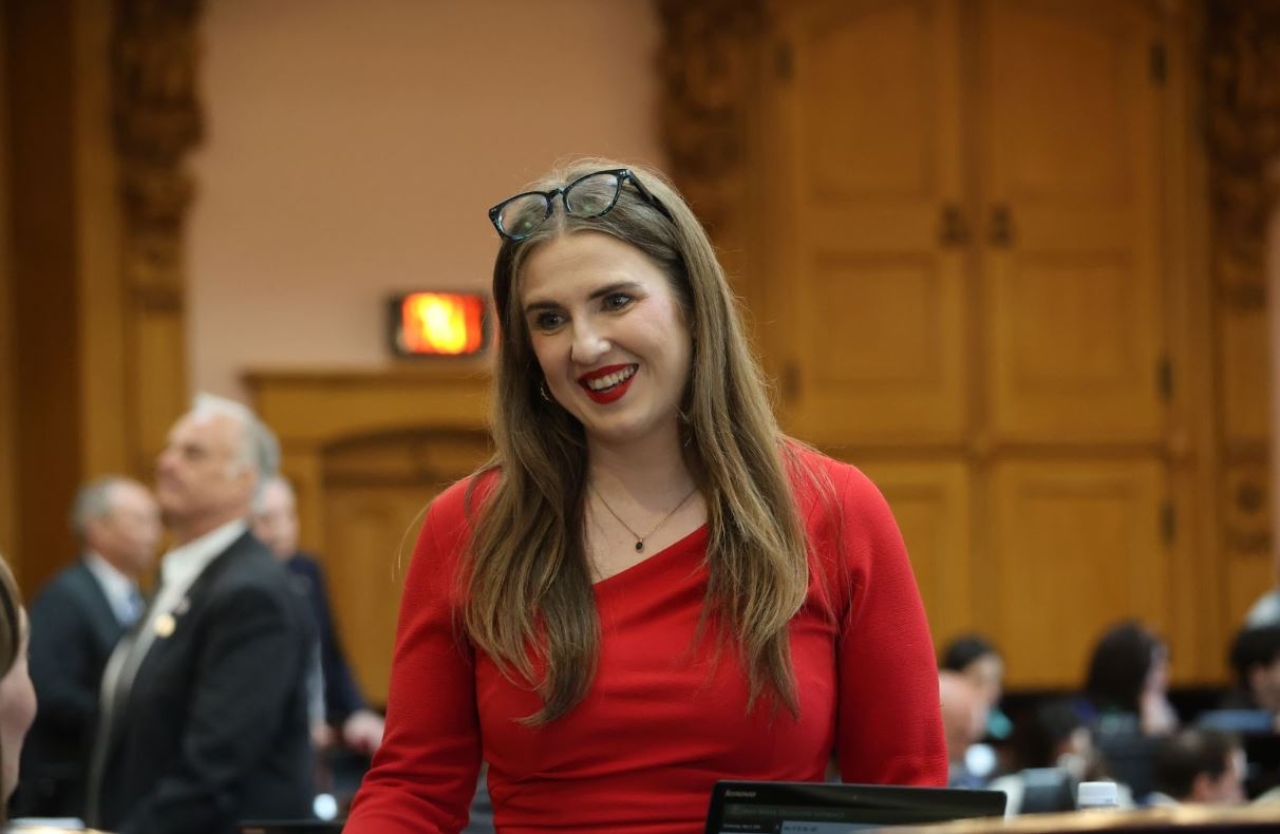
[[1223, 625, 1280, 719], [85, 394, 314, 834], [1079, 620, 1178, 803], [0, 552, 39, 826], [252, 475, 384, 755], [940, 634, 1011, 740], [14, 477, 159, 819], [1244, 586, 1280, 629], [1083, 620, 1178, 737], [1148, 728, 1246, 807], [939, 671, 990, 789]]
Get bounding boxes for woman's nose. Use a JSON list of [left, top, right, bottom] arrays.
[[570, 323, 611, 364]]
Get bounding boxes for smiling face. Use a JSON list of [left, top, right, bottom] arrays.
[[519, 231, 693, 452]]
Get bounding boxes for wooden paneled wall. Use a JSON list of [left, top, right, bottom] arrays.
[[655, 0, 1267, 687]]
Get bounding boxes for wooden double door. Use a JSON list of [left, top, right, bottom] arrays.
[[757, 0, 1204, 687]]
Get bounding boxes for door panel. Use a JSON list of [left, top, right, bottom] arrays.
[[856, 459, 973, 648], [322, 486, 427, 706], [991, 459, 1169, 688], [981, 0, 1165, 442], [775, 0, 968, 444], [321, 430, 491, 705]]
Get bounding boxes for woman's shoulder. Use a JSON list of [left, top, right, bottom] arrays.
[[429, 468, 500, 517], [419, 468, 501, 546], [783, 440, 885, 507], [782, 440, 904, 567]]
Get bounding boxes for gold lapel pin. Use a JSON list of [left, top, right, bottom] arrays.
[[154, 613, 176, 638]]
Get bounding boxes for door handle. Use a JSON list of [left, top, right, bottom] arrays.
[[989, 204, 1015, 248], [939, 203, 970, 247]]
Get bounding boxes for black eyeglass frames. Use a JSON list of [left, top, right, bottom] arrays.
[[487, 168, 674, 241]]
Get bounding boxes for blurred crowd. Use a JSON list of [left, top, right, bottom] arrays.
[[938, 619, 1280, 815], [0, 394, 389, 832]]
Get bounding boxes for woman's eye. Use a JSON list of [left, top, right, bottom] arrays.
[[533, 311, 566, 331], [603, 293, 633, 311]]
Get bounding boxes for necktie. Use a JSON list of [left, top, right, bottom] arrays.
[[123, 587, 145, 627]]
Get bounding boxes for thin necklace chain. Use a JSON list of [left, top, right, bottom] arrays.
[[589, 482, 699, 553]]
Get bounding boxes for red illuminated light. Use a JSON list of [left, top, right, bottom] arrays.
[[395, 292, 487, 356]]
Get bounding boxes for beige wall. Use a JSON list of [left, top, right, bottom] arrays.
[[190, 0, 665, 399]]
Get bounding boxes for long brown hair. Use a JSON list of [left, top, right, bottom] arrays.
[[465, 159, 810, 724], [0, 557, 19, 681]]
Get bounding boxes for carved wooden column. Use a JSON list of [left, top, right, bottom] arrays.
[[656, 0, 769, 316], [1, 0, 203, 589], [113, 0, 202, 472], [1205, 0, 1280, 600]]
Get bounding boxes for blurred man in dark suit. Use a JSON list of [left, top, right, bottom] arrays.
[[252, 475, 384, 754], [14, 477, 159, 818], [85, 394, 314, 834]]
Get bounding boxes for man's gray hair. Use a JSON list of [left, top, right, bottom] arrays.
[[251, 473, 296, 515], [190, 393, 281, 490], [70, 476, 129, 541]]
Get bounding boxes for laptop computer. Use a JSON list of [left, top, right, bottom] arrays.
[[705, 780, 1006, 833]]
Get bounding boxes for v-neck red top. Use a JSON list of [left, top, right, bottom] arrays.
[[346, 448, 946, 833]]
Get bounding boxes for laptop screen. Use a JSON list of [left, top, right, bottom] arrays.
[[705, 781, 1006, 833]]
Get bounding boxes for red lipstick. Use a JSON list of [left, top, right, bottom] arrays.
[[578, 364, 637, 405]]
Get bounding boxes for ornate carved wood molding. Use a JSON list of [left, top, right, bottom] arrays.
[[656, 0, 766, 239], [1226, 460, 1271, 557], [113, 0, 203, 306], [111, 0, 203, 466], [1206, 0, 1280, 561], [1205, 0, 1280, 311]]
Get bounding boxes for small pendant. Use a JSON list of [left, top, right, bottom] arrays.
[[635, 541, 644, 553]]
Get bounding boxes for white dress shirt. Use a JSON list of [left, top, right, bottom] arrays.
[[84, 551, 143, 626]]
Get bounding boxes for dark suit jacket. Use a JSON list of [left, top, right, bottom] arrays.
[[93, 532, 315, 834], [15, 559, 128, 818], [285, 552, 366, 723]]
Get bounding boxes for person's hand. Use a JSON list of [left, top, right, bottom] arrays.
[[1140, 690, 1178, 736], [311, 719, 337, 750], [342, 708, 385, 754]]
